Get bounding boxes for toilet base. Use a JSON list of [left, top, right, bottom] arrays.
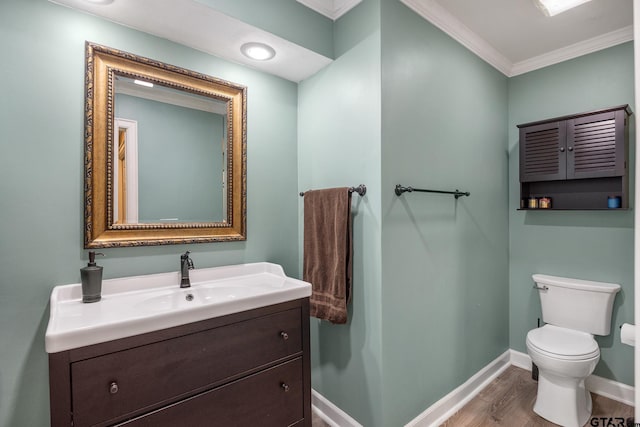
[[533, 370, 592, 427]]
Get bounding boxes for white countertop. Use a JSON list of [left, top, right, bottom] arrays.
[[45, 262, 311, 353]]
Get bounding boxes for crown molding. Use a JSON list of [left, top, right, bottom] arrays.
[[400, 0, 512, 76], [510, 25, 634, 76], [400, 0, 634, 78], [296, 0, 362, 21]]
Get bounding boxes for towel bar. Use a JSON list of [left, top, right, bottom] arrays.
[[395, 184, 469, 199], [300, 184, 366, 197]]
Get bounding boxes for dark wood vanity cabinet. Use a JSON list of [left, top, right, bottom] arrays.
[[518, 105, 632, 209], [49, 299, 311, 427]]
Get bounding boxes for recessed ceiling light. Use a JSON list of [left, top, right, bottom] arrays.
[[240, 42, 276, 61], [533, 0, 593, 16]]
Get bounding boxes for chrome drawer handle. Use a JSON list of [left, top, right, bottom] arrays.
[[109, 382, 119, 394], [281, 383, 290, 392], [280, 331, 289, 340]]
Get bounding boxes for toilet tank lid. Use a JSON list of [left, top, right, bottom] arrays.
[[532, 274, 621, 293]]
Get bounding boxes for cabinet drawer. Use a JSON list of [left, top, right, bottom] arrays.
[[71, 308, 302, 426], [118, 358, 304, 427]]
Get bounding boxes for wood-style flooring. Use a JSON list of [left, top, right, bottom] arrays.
[[441, 366, 634, 427], [311, 366, 633, 426], [312, 410, 332, 427]]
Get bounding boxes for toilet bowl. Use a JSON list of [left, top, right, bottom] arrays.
[[526, 324, 600, 427], [526, 274, 620, 427]]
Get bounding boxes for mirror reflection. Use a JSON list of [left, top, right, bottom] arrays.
[[113, 75, 228, 224]]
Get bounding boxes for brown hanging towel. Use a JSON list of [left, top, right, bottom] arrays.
[[303, 187, 353, 324]]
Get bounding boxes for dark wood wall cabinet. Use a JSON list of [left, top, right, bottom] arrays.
[[49, 299, 311, 427], [518, 105, 632, 210]]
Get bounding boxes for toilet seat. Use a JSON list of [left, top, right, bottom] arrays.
[[527, 325, 599, 360]]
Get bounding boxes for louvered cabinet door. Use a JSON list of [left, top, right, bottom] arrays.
[[566, 110, 626, 179], [519, 121, 566, 182]]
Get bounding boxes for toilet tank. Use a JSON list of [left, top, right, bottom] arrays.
[[533, 274, 621, 336]]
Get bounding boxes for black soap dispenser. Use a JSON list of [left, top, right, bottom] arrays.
[[81, 251, 104, 303]]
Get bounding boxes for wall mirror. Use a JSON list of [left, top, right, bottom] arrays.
[[84, 42, 246, 248]]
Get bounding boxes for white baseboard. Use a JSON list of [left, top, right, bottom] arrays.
[[405, 350, 512, 427], [312, 389, 363, 427], [509, 348, 533, 370], [509, 349, 635, 406], [313, 349, 635, 427]]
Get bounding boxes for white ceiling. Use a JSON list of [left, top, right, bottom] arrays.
[[50, 0, 633, 81], [48, 0, 333, 82], [402, 0, 634, 76]]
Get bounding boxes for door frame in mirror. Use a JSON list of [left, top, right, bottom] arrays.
[[84, 42, 246, 248]]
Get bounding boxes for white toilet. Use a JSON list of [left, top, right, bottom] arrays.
[[526, 274, 620, 427]]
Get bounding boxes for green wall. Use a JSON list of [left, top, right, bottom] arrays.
[[508, 42, 636, 385], [299, 0, 509, 425], [0, 1, 299, 426], [380, 1, 509, 425], [298, 1, 383, 425]]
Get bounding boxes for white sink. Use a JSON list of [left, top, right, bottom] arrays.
[[45, 262, 311, 353]]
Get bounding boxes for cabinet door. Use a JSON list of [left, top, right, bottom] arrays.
[[519, 121, 566, 182], [566, 110, 626, 179]]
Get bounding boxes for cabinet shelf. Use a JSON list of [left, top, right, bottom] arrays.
[[517, 208, 628, 211]]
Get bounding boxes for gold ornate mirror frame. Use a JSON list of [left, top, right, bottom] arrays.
[[84, 42, 247, 248]]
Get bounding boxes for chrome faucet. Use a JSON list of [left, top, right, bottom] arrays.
[[180, 251, 194, 288]]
